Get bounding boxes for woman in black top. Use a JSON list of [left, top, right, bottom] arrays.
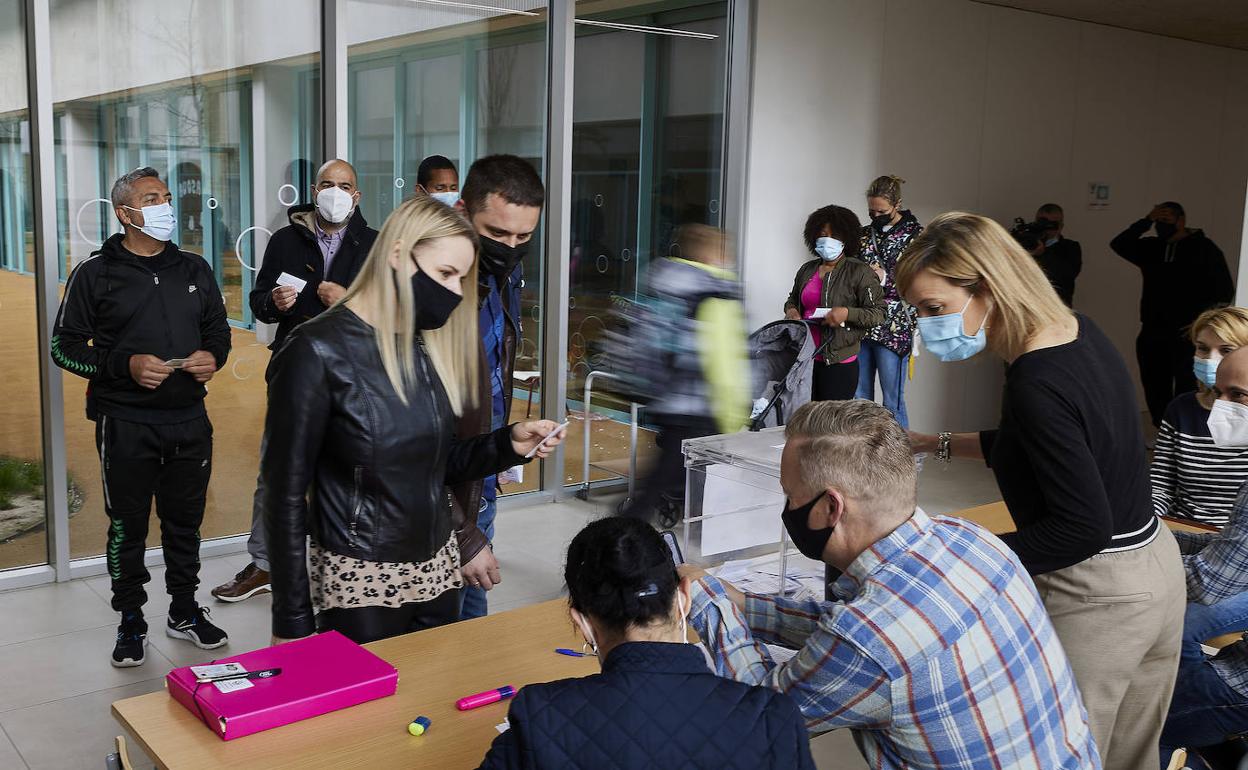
[[264, 196, 564, 645], [896, 212, 1184, 770], [478, 517, 813, 770]]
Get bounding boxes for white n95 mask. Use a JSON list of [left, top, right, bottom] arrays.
[[316, 186, 354, 224], [1208, 399, 1248, 447]]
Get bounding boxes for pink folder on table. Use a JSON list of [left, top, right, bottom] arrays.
[[166, 630, 398, 741]]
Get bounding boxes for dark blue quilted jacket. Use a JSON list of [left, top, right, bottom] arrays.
[[477, 641, 815, 769]]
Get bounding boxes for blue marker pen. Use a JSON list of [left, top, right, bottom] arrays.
[[555, 648, 592, 658]]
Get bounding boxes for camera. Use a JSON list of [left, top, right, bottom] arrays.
[[1009, 218, 1053, 254]]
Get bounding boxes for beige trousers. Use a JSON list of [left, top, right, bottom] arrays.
[[1032, 526, 1185, 770]]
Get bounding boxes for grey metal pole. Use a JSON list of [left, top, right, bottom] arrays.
[[541, 0, 574, 500], [321, 0, 348, 161], [25, 0, 72, 580]]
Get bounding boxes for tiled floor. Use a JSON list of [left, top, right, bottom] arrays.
[[0, 459, 1001, 770]]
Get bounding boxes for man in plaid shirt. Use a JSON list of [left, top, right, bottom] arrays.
[[682, 400, 1099, 769], [1160, 348, 1248, 765]]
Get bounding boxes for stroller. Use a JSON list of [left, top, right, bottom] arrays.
[[748, 319, 836, 430]]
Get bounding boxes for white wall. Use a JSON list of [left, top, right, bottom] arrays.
[[743, 0, 1248, 433]]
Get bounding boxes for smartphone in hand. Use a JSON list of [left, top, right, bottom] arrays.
[[660, 530, 684, 566]]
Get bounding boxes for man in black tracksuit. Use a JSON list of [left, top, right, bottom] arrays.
[[51, 167, 232, 666], [211, 159, 376, 604], [1111, 201, 1235, 426]]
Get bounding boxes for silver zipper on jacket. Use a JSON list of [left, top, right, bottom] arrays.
[[348, 465, 363, 546], [416, 338, 446, 524]]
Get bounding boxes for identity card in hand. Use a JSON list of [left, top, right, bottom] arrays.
[[277, 272, 308, 293]]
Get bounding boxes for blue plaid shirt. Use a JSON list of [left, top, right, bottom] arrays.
[[1175, 481, 1248, 605], [1174, 481, 1248, 696], [479, 273, 507, 503], [689, 509, 1100, 770]]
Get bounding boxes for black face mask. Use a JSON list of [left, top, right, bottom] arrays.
[[1155, 222, 1178, 241], [781, 492, 834, 561], [871, 213, 893, 229], [410, 269, 462, 330], [479, 236, 530, 279]]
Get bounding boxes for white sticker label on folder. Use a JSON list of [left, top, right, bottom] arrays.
[[214, 678, 254, 694]]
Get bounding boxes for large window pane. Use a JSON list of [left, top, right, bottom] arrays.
[[347, 0, 547, 495], [52, 0, 321, 559], [0, 0, 49, 571], [569, 0, 729, 490]]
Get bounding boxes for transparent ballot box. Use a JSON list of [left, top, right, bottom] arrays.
[[681, 428, 794, 595]]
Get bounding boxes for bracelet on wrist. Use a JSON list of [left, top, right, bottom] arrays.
[[936, 432, 953, 463]]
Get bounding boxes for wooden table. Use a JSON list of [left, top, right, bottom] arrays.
[[113, 504, 1218, 768], [112, 599, 595, 769], [952, 500, 1215, 536]]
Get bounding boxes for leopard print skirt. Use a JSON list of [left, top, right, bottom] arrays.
[[309, 535, 463, 610]]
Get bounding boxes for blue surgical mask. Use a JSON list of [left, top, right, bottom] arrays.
[[916, 294, 988, 362], [124, 202, 176, 242], [430, 190, 461, 207], [815, 237, 844, 262], [1044, 236, 1059, 247], [1194, 357, 1220, 388]]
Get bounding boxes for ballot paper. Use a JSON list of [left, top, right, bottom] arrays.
[[714, 551, 825, 600], [765, 645, 799, 665], [276, 271, 308, 293], [498, 465, 523, 485], [810, 307, 831, 319], [495, 719, 510, 734]]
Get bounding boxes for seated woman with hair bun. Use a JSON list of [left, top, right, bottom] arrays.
[[477, 517, 813, 770]]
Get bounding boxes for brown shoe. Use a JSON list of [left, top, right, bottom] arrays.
[[211, 563, 271, 603]]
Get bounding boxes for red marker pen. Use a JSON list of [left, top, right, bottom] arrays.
[[456, 685, 516, 711]]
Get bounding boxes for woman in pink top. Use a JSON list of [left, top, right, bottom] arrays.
[[784, 205, 887, 400]]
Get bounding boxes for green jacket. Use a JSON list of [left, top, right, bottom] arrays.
[[784, 257, 886, 363]]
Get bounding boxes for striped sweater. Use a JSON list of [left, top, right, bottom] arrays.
[[1151, 391, 1248, 527]]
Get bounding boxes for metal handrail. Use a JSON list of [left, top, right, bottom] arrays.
[[575, 371, 639, 503]]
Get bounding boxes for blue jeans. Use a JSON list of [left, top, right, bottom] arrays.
[[459, 492, 497, 620], [855, 340, 909, 428], [1159, 655, 1248, 769], [1182, 593, 1248, 663]]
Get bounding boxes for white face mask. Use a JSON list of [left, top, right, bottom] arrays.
[[1208, 399, 1248, 447], [815, 237, 844, 262], [429, 191, 461, 207], [123, 202, 176, 242], [316, 186, 355, 224]]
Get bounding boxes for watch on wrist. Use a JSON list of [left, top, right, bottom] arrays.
[[936, 432, 953, 463]]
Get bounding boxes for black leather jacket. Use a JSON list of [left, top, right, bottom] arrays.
[[262, 305, 527, 638]]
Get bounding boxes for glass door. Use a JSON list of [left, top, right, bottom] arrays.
[[568, 0, 730, 493]]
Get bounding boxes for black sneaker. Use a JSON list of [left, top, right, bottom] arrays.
[[112, 614, 148, 668], [166, 606, 229, 650]]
